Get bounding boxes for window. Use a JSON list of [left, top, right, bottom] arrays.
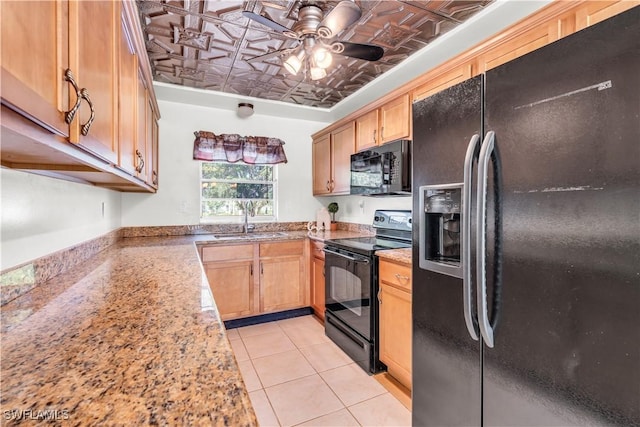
[[200, 162, 276, 221]]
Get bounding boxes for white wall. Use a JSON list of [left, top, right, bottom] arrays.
[[121, 99, 330, 226], [0, 168, 122, 270], [322, 195, 412, 225]]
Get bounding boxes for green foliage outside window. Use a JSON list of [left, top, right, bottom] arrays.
[[200, 162, 275, 220]]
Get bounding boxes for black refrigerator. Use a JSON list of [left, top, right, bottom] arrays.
[[411, 7, 639, 426]]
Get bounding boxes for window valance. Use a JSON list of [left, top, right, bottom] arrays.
[[193, 131, 288, 164]]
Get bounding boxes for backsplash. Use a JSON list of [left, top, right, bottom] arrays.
[[0, 229, 122, 306], [0, 221, 372, 306], [121, 222, 309, 238]]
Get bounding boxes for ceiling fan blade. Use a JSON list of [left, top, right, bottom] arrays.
[[336, 42, 384, 61], [317, 1, 362, 39], [242, 10, 297, 38], [246, 48, 295, 64]]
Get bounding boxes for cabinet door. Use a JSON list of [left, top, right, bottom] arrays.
[[1, 0, 69, 137], [117, 16, 138, 175], [380, 94, 410, 144], [261, 256, 305, 313], [379, 283, 412, 389], [310, 255, 325, 320], [151, 117, 159, 188], [205, 261, 254, 320], [475, 21, 560, 73], [355, 109, 379, 151], [575, 1, 639, 31], [135, 75, 149, 181], [68, 0, 119, 163], [330, 121, 355, 194], [413, 64, 473, 102], [312, 133, 332, 195]]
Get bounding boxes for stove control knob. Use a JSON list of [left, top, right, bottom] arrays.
[[374, 216, 380, 222]]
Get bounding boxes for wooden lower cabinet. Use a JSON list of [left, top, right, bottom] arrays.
[[205, 261, 254, 320], [378, 258, 412, 390], [202, 240, 307, 320], [309, 240, 326, 320], [261, 256, 305, 312]]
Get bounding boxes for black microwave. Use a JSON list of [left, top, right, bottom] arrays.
[[350, 139, 411, 196]]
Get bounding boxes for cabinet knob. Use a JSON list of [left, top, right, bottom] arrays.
[[326, 180, 331, 191]]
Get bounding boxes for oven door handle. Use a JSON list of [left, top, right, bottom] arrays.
[[323, 248, 370, 264]]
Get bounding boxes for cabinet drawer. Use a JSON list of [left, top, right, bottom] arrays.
[[202, 244, 253, 262], [260, 240, 304, 257], [379, 260, 412, 292], [310, 240, 325, 260]]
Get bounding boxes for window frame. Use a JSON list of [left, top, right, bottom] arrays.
[[199, 161, 278, 223]]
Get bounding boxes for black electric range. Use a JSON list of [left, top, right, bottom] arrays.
[[323, 210, 412, 374]]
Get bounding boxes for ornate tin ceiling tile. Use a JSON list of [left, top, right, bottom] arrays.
[[137, 0, 493, 108]]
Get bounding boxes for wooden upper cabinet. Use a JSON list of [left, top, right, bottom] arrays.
[[117, 17, 138, 175], [330, 121, 356, 194], [135, 76, 149, 181], [312, 133, 332, 195], [575, 1, 639, 30], [68, 0, 119, 164], [1, 0, 69, 137], [413, 64, 473, 103], [379, 93, 411, 144], [151, 116, 159, 188], [355, 109, 379, 152], [475, 21, 560, 74], [312, 122, 354, 195]]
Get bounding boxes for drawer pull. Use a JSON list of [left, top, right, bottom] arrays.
[[135, 150, 145, 173], [394, 273, 410, 284], [79, 88, 95, 136], [64, 69, 82, 124]]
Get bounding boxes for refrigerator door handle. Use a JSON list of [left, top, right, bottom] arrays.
[[477, 131, 496, 348], [462, 133, 480, 341]]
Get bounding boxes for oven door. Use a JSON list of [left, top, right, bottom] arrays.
[[324, 246, 373, 340]]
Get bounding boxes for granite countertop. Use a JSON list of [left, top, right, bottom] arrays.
[[376, 248, 412, 266], [0, 236, 258, 425]]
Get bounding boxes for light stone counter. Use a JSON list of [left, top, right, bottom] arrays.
[[0, 236, 257, 425]]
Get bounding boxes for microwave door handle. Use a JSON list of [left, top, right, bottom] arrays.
[[463, 134, 480, 342]]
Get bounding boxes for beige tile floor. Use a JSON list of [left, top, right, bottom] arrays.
[[227, 315, 411, 427]]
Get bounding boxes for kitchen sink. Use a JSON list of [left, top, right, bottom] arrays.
[[212, 232, 288, 240]]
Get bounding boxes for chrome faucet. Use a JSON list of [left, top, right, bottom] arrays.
[[243, 201, 255, 234]]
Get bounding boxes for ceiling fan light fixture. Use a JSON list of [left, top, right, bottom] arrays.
[[313, 47, 333, 69], [284, 50, 305, 75], [310, 67, 327, 81], [317, 0, 362, 39]]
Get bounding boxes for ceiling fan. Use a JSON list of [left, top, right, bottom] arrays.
[[243, 1, 384, 80]]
